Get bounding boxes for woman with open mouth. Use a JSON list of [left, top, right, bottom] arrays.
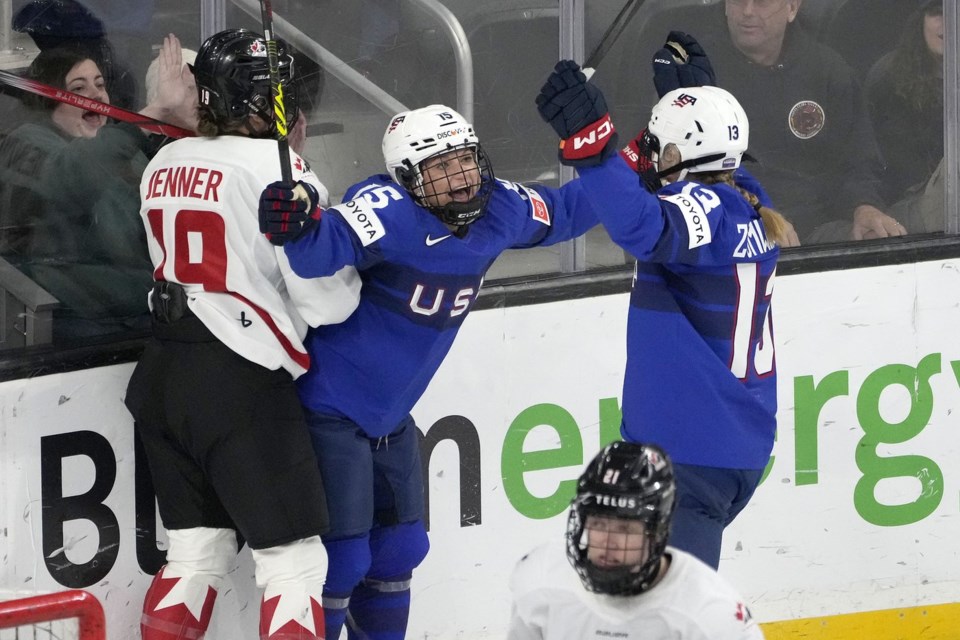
[[0, 35, 197, 344]]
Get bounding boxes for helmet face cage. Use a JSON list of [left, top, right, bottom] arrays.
[[383, 105, 496, 227], [410, 143, 495, 227], [565, 442, 676, 596], [636, 129, 663, 193], [194, 28, 299, 136], [647, 85, 749, 175]]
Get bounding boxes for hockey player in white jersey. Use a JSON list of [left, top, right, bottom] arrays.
[[508, 441, 765, 640], [124, 28, 360, 640]]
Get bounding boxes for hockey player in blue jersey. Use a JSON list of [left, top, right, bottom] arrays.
[[536, 59, 792, 570], [257, 104, 599, 639], [639, 31, 799, 247]]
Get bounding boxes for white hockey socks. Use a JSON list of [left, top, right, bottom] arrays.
[[141, 527, 237, 640], [252, 536, 328, 639]]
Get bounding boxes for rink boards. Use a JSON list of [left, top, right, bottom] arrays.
[[1, 257, 959, 638], [761, 602, 960, 638]]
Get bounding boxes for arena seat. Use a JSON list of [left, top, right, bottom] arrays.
[[816, 0, 922, 77]]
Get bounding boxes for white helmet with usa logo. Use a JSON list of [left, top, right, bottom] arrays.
[[382, 104, 495, 228], [383, 104, 479, 179], [647, 85, 749, 174]]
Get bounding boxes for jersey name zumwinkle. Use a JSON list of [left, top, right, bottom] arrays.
[[140, 136, 360, 378], [283, 174, 598, 436], [578, 156, 779, 470], [508, 541, 764, 640]]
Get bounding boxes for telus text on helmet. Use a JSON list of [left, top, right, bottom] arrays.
[[595, 494, 638, 509]]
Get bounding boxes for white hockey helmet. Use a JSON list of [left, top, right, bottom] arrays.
[[647, 85, 749, 174], [382, 104, 494, 227], [383, 104, 480, 181]]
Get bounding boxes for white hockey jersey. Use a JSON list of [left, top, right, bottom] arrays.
[[139, 136, 360, 378], [508, 542, 764, 640]]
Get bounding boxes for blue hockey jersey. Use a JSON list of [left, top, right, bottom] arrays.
[[578, 156, 779, 470], [283, 174, 598, 436]]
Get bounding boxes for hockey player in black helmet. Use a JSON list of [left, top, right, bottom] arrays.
[[508, 442, 765, 639], [128, 27, 360, 640], [567, 440, 676, 596], [192, 27, 299, 138]]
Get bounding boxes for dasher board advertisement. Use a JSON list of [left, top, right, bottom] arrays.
[[1, 259, 958, 639]]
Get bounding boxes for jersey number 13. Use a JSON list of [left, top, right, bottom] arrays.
[[730, 263, 775, 379]]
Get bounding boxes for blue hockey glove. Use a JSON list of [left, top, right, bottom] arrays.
[[259, 180, 322, 246], [536, 59, 619, 167], [652, 31, 716, 98]]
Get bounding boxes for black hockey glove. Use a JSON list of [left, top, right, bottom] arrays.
[[536, 59, 619, 167], [259, 180, 322, 246], [652, 31, 716, 98]]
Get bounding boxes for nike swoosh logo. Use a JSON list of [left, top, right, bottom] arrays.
[[425, 234, 452, 246]]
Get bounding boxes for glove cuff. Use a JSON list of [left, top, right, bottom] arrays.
[[558, 131, 620, 168], [620, 138, 641, 172], [559, 114, 616, 162]]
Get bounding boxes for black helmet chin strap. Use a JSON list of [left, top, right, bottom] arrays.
[[429, 199, 485, 229], [656, 151, 727, 179], [641, 151, 729, 193], [245, 89, 298, 139]]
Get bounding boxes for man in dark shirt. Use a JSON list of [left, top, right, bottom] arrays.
[[698, 0, 906, 243]]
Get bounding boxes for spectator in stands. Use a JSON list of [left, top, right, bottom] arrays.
[[144, 45, 196, 106], [865, 0, 944, 233], [698, 0, 905, 243], [13, 0, 139, 109], [0, 34, 196, 342]]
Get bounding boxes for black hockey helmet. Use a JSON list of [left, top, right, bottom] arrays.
[[193, 28, 298, 135], [566, 441, 676, 596]]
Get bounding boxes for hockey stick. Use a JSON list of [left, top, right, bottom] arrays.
[[582, 0, 643, 80], [259, 0, 294, 184], [0, 68, 194, 138]]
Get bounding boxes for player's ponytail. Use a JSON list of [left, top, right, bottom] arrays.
[[755, 203, 791, 247], [697, 172, 792, 246], [735, 183, 791, 248]]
